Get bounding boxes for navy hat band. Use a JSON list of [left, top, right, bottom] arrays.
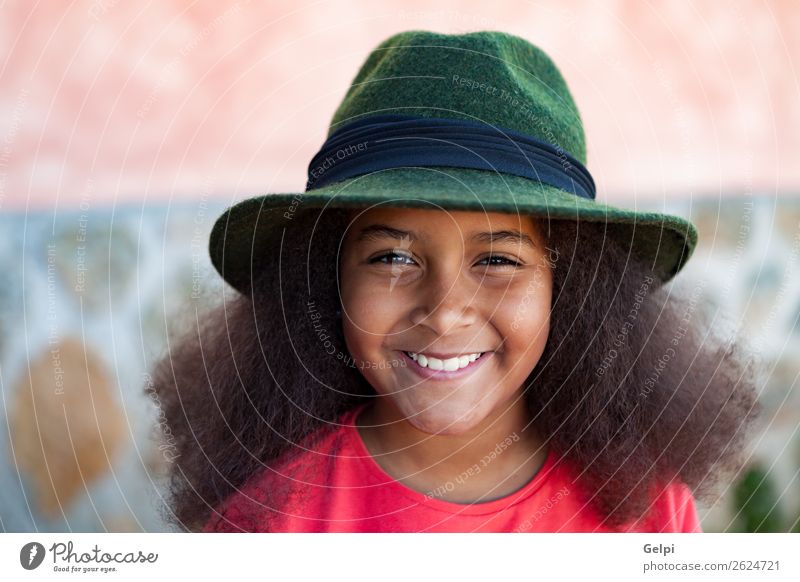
[[305, 113, 596, 200]]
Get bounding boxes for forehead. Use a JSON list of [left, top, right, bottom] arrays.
[[345, 206, 541, 238]]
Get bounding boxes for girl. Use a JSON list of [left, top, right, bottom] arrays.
[[148, 30, 761, 533]]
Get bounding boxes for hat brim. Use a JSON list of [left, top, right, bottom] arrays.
[[209, 167, 697, 296]]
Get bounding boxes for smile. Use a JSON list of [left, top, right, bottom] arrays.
[[399, 350, 492, 380]]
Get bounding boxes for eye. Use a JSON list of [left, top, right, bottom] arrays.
[[476, 254, 522, 268], [367, 253, 520, 268], [368, 252, 418, 266]]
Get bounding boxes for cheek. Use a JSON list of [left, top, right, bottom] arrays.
[[342, 280, 404, 336], [340, 268, 407, 367], [340, 306, 407, 399], [497, 271, 552, 356]]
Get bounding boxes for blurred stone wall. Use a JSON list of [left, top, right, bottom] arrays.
[[659, 195, 800, 531], [0, 194, 797, 532], [0, 200, 223, 532]]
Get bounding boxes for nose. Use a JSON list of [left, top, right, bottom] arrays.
[[409, 263, 477, 335]]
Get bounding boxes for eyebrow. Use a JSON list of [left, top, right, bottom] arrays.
[[355, 224, 537, 249]]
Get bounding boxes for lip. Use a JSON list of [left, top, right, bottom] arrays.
[[397, 350, 493, 381]]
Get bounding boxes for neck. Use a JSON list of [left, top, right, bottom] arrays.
[[355, 395, 549, 502]]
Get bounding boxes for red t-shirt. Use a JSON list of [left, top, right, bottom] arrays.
[[203, 403, 702, 533]]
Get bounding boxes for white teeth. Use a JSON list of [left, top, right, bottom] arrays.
[[407, 351, 484, 370]]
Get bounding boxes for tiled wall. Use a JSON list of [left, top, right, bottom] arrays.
[[0, 201, 222, 532]]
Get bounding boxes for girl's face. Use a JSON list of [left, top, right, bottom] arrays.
[[339, 206, 554, 435]]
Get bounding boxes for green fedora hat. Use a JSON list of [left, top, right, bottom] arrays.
[[209, 29, 698, 296]]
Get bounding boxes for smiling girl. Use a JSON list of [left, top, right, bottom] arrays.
[[148, 30, 761, 533]]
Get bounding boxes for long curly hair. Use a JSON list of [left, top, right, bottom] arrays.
[[146, 206, 762, 531]]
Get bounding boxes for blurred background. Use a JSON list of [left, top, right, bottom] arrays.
[[1, 0, 798, 532]]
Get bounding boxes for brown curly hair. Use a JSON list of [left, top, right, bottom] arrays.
[[146, 206, 762, 531]]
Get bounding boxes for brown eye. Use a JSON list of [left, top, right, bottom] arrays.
[[369, 252, 417, 266], [477, 255, 521, 267]]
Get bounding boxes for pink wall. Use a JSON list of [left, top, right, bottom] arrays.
[[1, 0, 798, 210]]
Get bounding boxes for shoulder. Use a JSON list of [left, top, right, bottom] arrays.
[[537, 453, 702, 533], [201, 409, 358, 532], [628, 480, 703, 533]]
